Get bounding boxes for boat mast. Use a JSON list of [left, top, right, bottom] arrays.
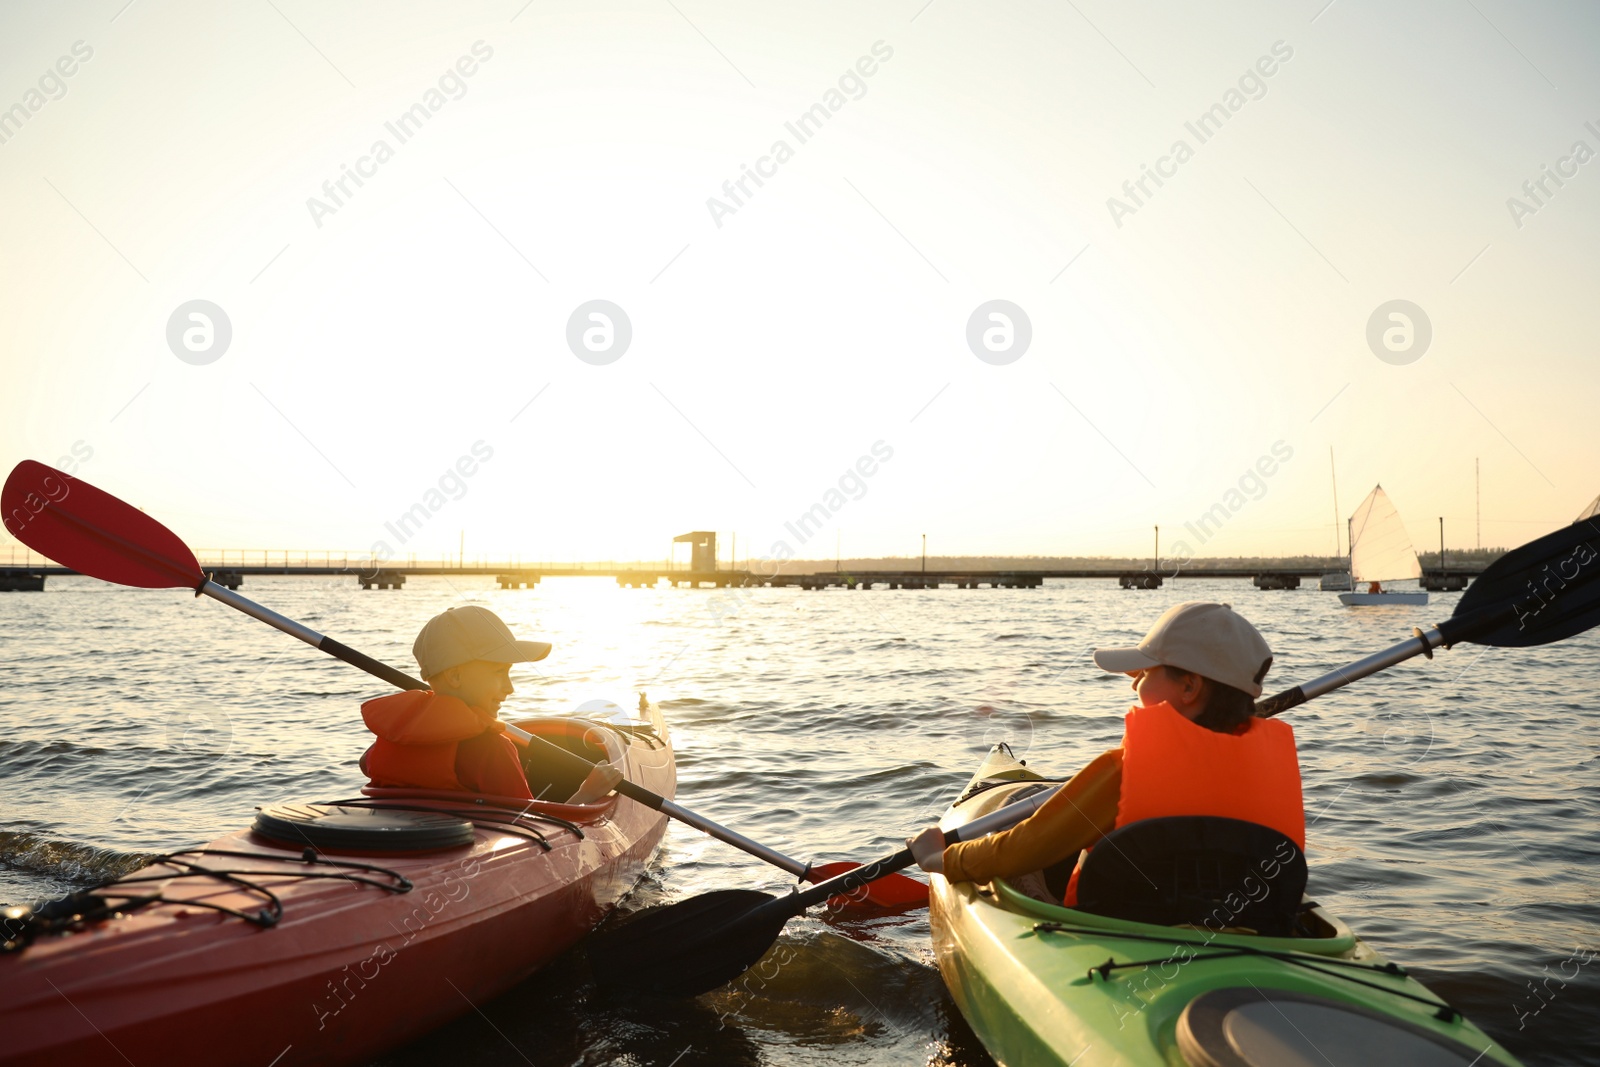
[[1347, 518, 1353, 581], [1330, 448, 1341, 557]]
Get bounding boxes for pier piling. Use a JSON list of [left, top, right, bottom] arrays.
[[205, 569, 243, 590], [0, 570, 46, 592]]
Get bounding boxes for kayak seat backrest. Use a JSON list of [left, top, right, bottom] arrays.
[[1075, 816, 1306, 937]]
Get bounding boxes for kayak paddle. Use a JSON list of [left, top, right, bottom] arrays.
[[588, 515, 1600, 996], [587, 783, 1064, 997], [0, 459, 927, 910]]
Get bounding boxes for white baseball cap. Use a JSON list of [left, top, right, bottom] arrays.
[[413, 606, 551, 679], [1092, 601, 1273, 697]]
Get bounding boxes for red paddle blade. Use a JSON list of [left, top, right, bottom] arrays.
[[2, 460, 202, 589], [807, 861, 929, 910]]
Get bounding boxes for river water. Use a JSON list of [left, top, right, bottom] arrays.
[[2, 574, 1596, 1065]]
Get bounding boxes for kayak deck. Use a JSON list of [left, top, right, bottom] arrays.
[[929, 745, 1522, 1067]]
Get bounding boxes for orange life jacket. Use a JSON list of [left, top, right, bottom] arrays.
[[1064, 701, 1303, 905], [360, 690, 532, 800]]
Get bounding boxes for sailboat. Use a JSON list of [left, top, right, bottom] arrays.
[[1337, 485, 1429, 606]]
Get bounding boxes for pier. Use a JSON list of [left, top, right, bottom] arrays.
[[0, 558, 1486, 592], [0, 527, 1494, 593]]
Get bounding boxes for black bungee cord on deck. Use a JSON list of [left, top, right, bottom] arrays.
[[1, 847, 412, 954], [1032, 921, 1461, 1022]]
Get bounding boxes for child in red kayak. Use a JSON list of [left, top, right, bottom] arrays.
[[908, 602, 1303, 905], [359, 606, 553, 800]]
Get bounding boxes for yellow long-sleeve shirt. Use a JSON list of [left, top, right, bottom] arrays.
[[942, 748, 1123, 885]]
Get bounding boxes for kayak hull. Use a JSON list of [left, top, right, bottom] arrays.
[[0, 712, 674, 1067], [1338, 591, 1429, 606], [929, 745, 1521, 1067]]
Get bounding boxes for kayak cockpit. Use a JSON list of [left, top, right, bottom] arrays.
[[511, 716, 629, 805], [983, 812, 1357, 954], [360, 716, 631, 817], [956, 750, 1345, 948]]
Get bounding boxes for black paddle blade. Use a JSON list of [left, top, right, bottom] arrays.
[[1446, 518, 1600, 647], [588, 843, 928, 997], [588, 888, 792, 997]]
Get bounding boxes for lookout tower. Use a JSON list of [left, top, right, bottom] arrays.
[[674, 531, 716, 571]]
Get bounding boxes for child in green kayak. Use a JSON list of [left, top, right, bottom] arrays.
[[359, 606, 554, 799], [908, 602, 1304, 906]]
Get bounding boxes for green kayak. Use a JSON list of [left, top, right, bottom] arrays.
[[929, 744, 1523, 1067]]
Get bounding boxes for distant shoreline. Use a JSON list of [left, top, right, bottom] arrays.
[[755, 550, 1505, 576], [2, 549, 1507, 578]]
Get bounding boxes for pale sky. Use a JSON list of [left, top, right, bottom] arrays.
[[2, 1, 1596, 565]]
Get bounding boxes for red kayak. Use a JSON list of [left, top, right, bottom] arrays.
[[0, 711, 674, 1067]]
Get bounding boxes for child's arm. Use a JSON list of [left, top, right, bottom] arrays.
[[939, 748, 1122, 884]]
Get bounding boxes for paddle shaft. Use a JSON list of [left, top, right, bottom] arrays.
[[203, 581, 424, 691], [1256, 602, 1510, 718], [767, 782, 1061, 915], [200, 580, 818, 877]]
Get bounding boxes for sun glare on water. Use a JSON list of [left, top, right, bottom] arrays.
[[490, 576, 665, 713]]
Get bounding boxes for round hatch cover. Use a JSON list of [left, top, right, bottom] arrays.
[[1178, 986, 1488, 1067], [253, 803, 475, 852]]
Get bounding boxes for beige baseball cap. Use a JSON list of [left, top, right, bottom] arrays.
[[413, 606, 551, 680], [1092, 601, 1273, 697]]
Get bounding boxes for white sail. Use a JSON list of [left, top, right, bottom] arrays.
[[1577, 493, 1600, 522], [1348, 485, 1422, 583]]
